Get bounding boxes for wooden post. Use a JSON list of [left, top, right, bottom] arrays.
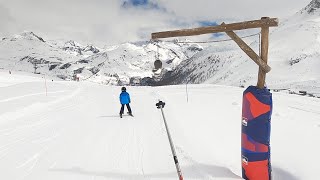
[[257, 17, 270, 89], [224, 23, 271, 73]]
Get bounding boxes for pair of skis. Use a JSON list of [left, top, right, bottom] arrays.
[[120, 112, 134, 118]]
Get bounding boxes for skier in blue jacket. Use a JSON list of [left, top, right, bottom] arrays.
[[119, 87, 132, 118]]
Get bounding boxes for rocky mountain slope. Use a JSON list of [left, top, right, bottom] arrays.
[[0, 32, 202, 85], [156, 0, 320, 96]]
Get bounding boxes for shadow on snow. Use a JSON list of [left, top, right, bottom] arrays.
[[49, 164, 241, 179]]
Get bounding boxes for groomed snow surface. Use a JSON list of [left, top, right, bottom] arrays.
[[1, 70, 319, 180]]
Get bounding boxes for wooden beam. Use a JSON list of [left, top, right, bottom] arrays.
[[224, 23, 271, 73], [152, 18, 278, 39], [257, 17, 270, 88]]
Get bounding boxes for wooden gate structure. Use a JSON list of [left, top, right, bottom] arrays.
[[151, 17, 278, 180], [151, 17, 278, 88]]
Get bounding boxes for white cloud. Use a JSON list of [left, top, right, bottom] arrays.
[[0, 0, 312, 45], [156, 0, 311, 20], [0, 4, 16, 36]]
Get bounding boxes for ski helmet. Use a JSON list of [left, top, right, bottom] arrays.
[[121, 87, 126, 91]]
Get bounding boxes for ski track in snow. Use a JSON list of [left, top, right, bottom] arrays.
[[0, 81, 83, 179], [288, 105, 320, 115], [0, 78, 319, 179], [0, 90, 70, 103]]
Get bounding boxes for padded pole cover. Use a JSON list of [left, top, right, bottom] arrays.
[[241, 86, 272, 180]]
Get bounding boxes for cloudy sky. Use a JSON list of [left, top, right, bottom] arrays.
[[0, 0, 312, 46]]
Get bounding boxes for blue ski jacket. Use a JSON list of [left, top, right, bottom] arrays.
[[120, 92, 131, 104]]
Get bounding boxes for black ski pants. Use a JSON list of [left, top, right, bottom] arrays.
[[120, 104, 132, 114]]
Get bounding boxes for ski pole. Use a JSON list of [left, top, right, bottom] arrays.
[[156, 100, 184, 180]]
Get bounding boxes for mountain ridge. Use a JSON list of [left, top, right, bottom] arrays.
[[0, 0, 319, 96], [0, 31, 202, 85]]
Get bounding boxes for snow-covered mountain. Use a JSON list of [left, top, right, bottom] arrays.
[[61, 40, 100, 57], [0, 31, 79, 76], [0, 31, 202, 85], [1, 0, 319, 97], [301, 0, 320, 14], [157, 0, 320, 96]]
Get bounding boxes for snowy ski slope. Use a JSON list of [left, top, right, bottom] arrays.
[[0, 70, 319, 180]]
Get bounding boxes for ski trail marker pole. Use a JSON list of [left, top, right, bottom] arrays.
[[44, 74, 47, 96], [186, 83, 189, 103], [156, 100, 184, 180]]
